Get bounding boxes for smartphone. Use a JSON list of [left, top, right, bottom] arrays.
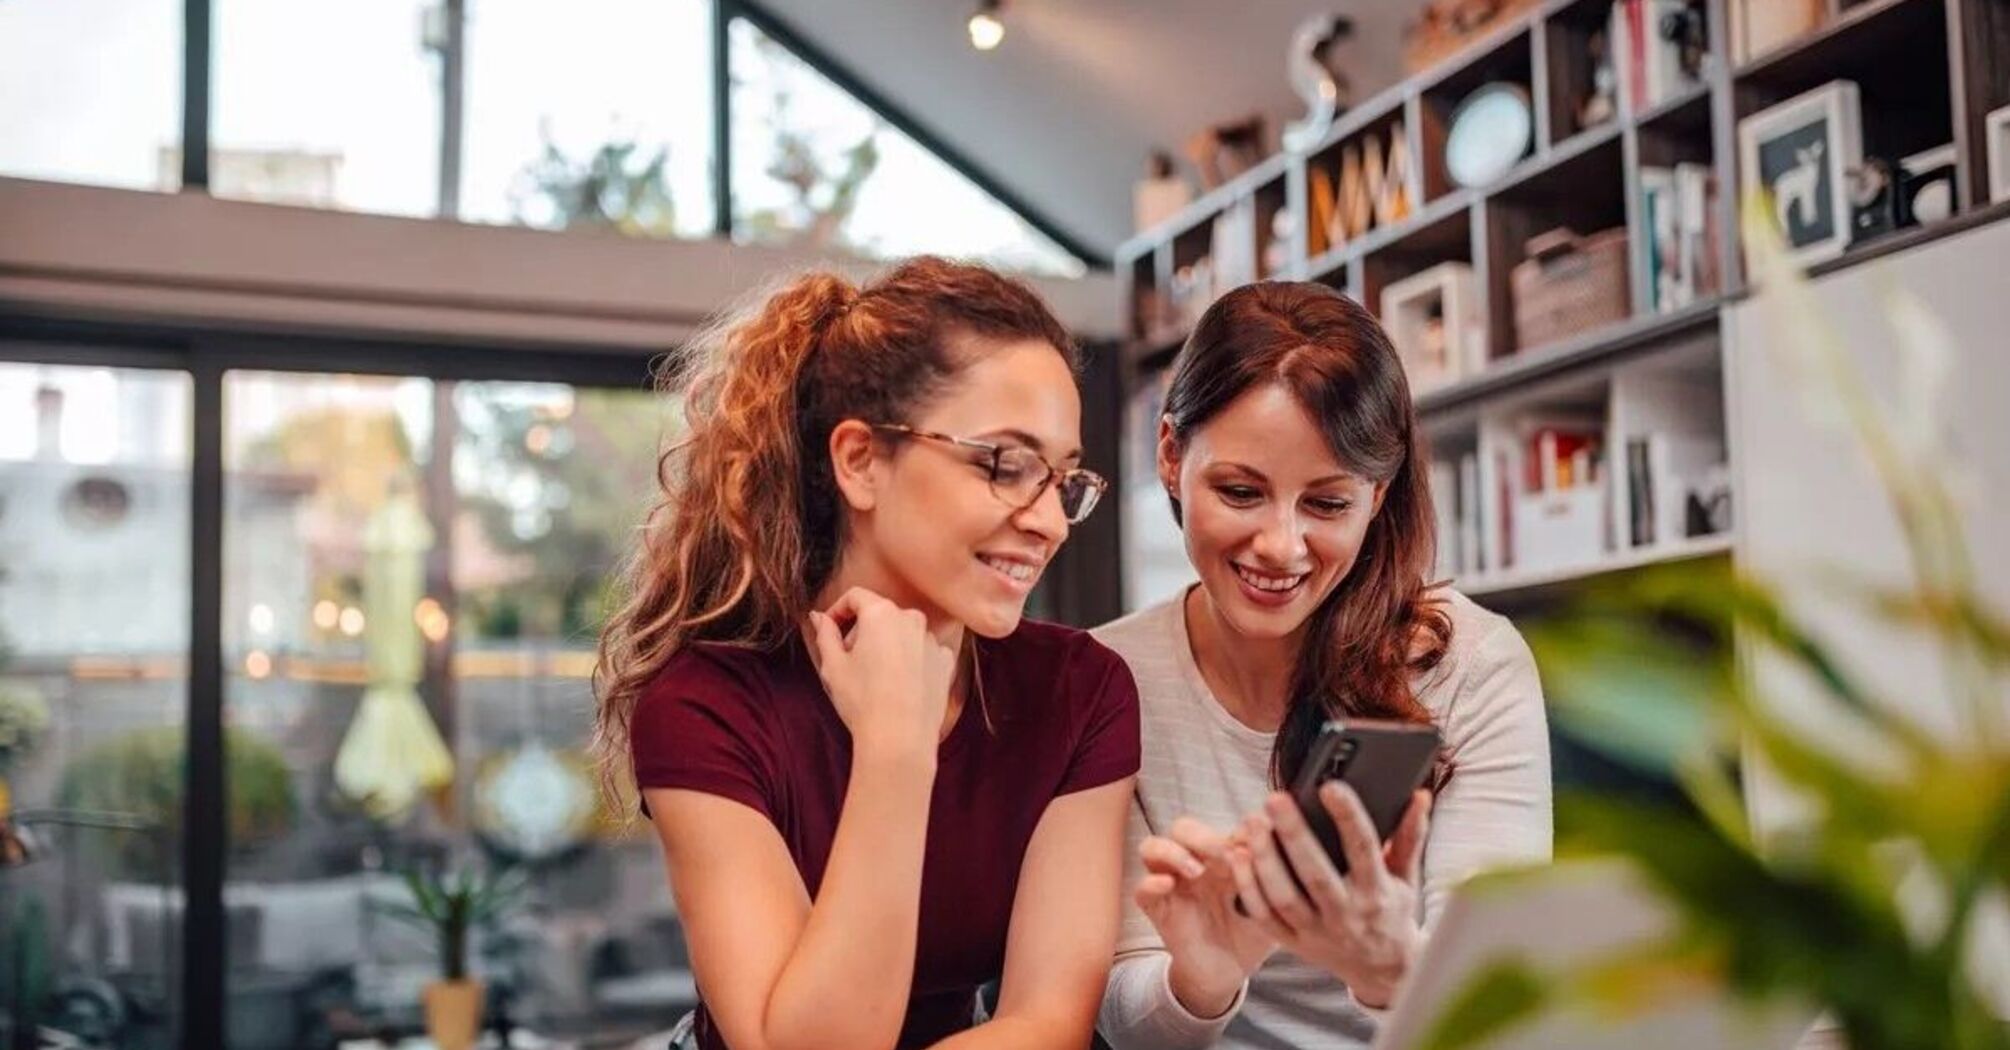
[[1288, 719, 1441, 877]]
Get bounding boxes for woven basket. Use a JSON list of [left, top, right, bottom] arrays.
[[1511, 226, 1631, 352]]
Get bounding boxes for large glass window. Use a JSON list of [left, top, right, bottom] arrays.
[[218, 371, 686, 1047], [728, 18, 1084, 278], [208, 0, 444, 216], [461, 0, 716, 238], [0, 362, 190, 1049], [0, 0, 182, 192]]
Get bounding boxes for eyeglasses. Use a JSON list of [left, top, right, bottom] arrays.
[[870, 423, 1108, 524]]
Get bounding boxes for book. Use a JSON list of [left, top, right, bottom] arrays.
[[1626, 430, 1726, 546], [1431, 459, 1460, 577], [1616, 0, 1703, 115], [1676, 162, 1721, 300], [1458, 453, 1482, 576], [1626, 436, 1655, 546]]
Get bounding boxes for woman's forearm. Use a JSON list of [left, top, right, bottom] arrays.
[[1099, 951, 1242, 1050], [761, 743, 937, 1050]]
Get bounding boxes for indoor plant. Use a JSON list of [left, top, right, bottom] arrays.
[[55, 726, 295, 875], [377, 864, 525, 1050], [1418, 199, 2010, 1049], [0, 631, 49, 820]]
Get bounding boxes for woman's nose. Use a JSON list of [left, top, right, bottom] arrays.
[[1249, 508, 1308, 565]]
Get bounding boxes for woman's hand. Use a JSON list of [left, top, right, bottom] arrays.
[[1226, 786, 1432, 1009], [807, 587, 958, 762], [1135, 817, 1278, 1019]]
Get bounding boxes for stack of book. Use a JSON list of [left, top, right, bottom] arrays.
[[1640, 163, 1722, 314], [1623, 430, 1726, 548], [1609, 0, 1704, 115], [1504, 417, 1609, 573]]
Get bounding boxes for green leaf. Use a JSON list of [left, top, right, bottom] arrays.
[[1414, 959, 1551, 1050]]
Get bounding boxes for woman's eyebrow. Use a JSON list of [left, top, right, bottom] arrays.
[[1210, 461, 1359, 486], [974, 428, 1083, 461]]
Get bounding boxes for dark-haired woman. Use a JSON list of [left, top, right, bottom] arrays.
[[1095, 281, 1551, 1049], [595, 258, 1139, 1050]]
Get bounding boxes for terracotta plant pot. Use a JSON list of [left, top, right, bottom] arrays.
[[422, 978, 485, 1050]]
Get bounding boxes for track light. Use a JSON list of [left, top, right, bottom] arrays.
[[968, 0, 1004, 51]]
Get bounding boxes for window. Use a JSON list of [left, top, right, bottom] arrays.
[[0, 0, 182, 192], [0, 362, 191, 1048], [218, 370, 685, 1047], [209, 0, 444, 216], [728, 19, 1084, 278], [461, 0, 716, 238]]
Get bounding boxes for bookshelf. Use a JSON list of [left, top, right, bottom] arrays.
[[1113, 0, 2010, 607]]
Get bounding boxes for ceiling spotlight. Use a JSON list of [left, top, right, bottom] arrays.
[[968, 0, 1004, 51]]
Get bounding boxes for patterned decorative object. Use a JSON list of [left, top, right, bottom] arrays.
[[473, 744, 598, 863], [1403, 0, 1542, 75]]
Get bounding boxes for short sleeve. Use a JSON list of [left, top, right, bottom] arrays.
[[630, 648, 782, 822], [1056, 640, 1143, 796]]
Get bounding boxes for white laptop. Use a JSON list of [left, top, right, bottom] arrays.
[[1371, 860, 1819, 1050]]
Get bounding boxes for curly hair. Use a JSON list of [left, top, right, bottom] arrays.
[[592, 256, 1076, 803]]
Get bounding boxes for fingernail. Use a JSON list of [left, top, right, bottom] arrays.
[[1184, 860, 1205, 878]]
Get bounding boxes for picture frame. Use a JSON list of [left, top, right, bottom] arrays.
[[1738, 80, 1862, 269], [1380, 262, 1485, 395], [1988, 104, 2010, 204]]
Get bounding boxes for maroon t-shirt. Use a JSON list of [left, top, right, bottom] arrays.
[[630, 618, 1141, 1050]]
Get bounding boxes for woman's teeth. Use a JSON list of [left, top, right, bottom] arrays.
[[1233, 563, 1306, 593], [979, 554, 1039, 583]]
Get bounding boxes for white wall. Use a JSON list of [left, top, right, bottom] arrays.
[[0, 176, 1118, 351], [1727, 217, 2010, 1009]]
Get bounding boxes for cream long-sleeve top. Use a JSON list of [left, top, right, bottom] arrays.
[[1092, 587, 1553, 1050]]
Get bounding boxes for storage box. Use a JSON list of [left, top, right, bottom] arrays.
[[1381, 261, 1486, 393], [1512, 482, 1608, 572], [1511, 226, 1631, 352]]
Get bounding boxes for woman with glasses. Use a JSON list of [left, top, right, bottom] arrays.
[[594, 257, 1135, 1050], [1094, 282, 1551, 1050]]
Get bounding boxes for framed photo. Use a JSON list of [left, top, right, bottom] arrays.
[[1380, 262, 1485, 394], [1739, 80, 1862, 268], [1988, 104, 2010, 204]]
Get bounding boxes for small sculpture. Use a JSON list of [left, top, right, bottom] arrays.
[[1282, 14, 1357, 152]]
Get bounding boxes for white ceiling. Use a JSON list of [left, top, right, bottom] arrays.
[[749, 0, 1431, 265]]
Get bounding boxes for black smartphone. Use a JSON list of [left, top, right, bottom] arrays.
[[1287, 719, 1441, 877]]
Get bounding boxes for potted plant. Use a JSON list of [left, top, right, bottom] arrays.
[[0, 631, 50, 821], [1418, 199, 2010, 1049], [55, 727, 295, 875], [378, 865, 524, 1050]]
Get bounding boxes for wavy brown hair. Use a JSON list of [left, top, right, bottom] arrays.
[[592, 256, 1076, 801], [1162, 281, 1453, 789]]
